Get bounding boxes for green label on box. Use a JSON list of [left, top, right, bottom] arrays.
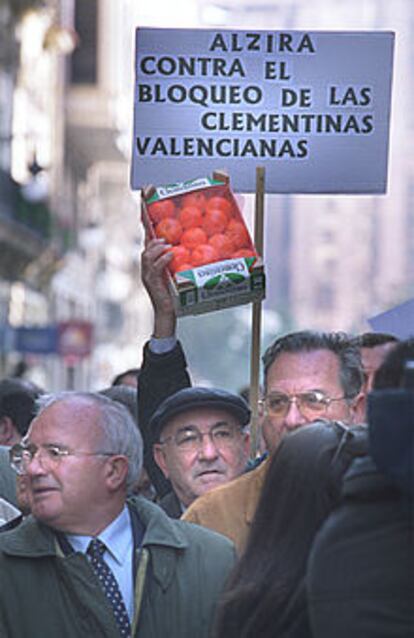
[[147, 177, 224, 203], [193, 258, 250, 288]]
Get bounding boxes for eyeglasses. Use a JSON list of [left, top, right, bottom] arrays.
[[159, 423, 243, 454], [9, 442, 116, 476], [259, 391, 350, 420]]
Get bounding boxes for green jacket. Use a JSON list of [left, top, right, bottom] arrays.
[[0, 496, 235, 638]]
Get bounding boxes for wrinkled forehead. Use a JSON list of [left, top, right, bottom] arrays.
[[265, 349, 343, 394], [27, 399, 102, 446], [162, 406, 240, 436]]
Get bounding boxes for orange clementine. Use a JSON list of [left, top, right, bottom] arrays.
[[181, 227, 208, 249], [192, 244, 219, 267], [156, 217, 183, 245], [209, 233, 234, 259], [178, 205, 204, 230], [226, 220, 250, 250], [181, 192, 207, 211], [169, 245, 191, 274], [202, 208, 229, 236], [148, 199, 176, 223], [206, 196, 233, 216]]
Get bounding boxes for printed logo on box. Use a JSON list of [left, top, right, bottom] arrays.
[[193, 258, 249, 288], [155, 177, 214, 200]]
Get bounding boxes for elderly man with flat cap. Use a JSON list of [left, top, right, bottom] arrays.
[[138, 238, 251, 516], [150, 386, 250, 517]]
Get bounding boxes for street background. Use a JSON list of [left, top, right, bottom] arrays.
[[0, 0, 412, 392]]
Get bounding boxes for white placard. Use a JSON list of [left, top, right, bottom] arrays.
[[131, 28, 394, 194]]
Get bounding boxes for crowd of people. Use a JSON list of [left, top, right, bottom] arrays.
[[0, 234, 411, 637]]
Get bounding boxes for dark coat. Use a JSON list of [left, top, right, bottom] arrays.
[[307, 456, 414, 638], [0, 496, 235, 638], [138, 341, 191, 498], [158, 490, 183, 519]]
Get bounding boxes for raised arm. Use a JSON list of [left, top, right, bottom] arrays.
[[138, 238, 192, 497]]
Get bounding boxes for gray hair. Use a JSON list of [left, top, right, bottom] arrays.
[[98, 385, 138, 424], [262, 330, 364, 403], [35, 391, 143, 495]]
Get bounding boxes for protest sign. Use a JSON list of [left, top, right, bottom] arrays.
[[131, 28, 394, 194]]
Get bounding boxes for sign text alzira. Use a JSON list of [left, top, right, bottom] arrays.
[[131, 29, 394, 194]]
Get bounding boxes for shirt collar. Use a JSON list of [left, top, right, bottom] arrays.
[[66, 505, 132, 566]]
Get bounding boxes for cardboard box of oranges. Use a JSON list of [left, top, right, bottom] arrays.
[[141, 173, 266, 316]]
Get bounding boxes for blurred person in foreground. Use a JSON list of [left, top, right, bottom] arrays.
[[183, 328, 365, 553], [0, 392, 235, 638], [138, 238, 251, 514], [213, 420, 367, 638], [307, 338, 414, 638]]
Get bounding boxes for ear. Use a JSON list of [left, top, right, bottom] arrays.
[[16, 475, 31, 515], [104, 455, 129, 492], [350, 392, 366, 424], [153, 443, 170, 479]]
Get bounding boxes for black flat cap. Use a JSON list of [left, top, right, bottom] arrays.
[[149, 386, 251, 441]]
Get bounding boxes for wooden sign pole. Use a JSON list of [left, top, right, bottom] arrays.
[[249, 166, 265, 460]]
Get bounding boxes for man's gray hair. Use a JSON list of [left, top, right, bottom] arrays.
[[35, 391, 143, 495]]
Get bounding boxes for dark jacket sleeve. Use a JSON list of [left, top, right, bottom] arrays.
[[138, 340, 191, 497]]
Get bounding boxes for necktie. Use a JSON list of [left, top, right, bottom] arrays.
[[87, 538, 131, 638]]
